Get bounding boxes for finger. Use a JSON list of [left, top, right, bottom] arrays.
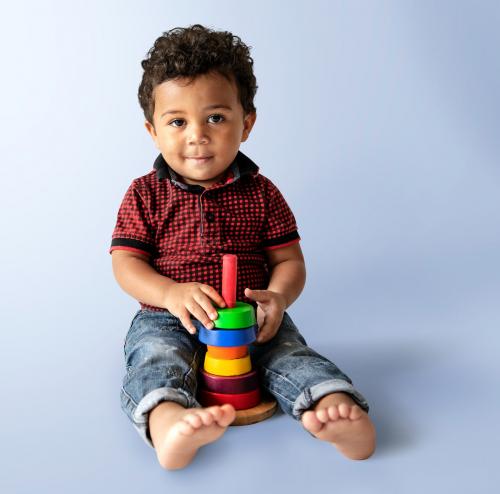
[[260, 319, 281, 343], [193, 292, 220, 322], [254, 307, 265, 332], [256, 311, 265, 330], [178, 309, 197, 334], [244, 288, 270, 303], [255, 322, 267, 342], [186, 301, 214, 330], [256, 319, 274, 343], [200, 285, 226, 308], [255, 333, 270, 344]]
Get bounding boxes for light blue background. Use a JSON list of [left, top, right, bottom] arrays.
[[1, 1, 499, 492]]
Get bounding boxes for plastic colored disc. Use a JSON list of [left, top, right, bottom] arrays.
[[204, 353, 252, 376], [207, 345, 248, 359], [199, 369, 259, 394], [198, 387, 261, 410], [197, 324, 257, 347], [213, 302, 256, 329]]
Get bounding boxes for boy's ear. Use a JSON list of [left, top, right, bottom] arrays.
[[144, 120, 160, 149], [241, 111, 257, 142]]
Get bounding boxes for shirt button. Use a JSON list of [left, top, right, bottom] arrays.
[[205, 212, 215, 223]]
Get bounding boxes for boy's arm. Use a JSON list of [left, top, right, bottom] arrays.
[[111, 250, 226, 333], [265, 242, 306, 308], [244, 242, 306, 343], [111, 250, 175, 309]]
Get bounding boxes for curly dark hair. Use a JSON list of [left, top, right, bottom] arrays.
[[138, 24, 258, 126]]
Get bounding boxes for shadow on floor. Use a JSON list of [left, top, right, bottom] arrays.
[[308, 339, 442, 456]]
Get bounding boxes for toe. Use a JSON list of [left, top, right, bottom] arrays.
[[198, 410, 215, 426], [208, 406, 223, 422], [316, 408, 329, 423], [327, 405, 340, 421], [301, 410, 323, 434], [176, 420, 195, 436], [183, 412, 203, 428], [349, 405, 363, 420], [218, 404, 236, 427], [338, 403, 350, 419]]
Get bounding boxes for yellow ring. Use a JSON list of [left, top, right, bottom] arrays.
[[204, 353, 252, 376]]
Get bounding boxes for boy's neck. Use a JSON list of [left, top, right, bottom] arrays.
[[180, 168, 232, 189]]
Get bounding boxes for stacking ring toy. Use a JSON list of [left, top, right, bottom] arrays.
[[213, 301, 256, 329], [198, 387, 261, 410], [207, 345, 248, 359], [196, 323, 257, 347], [195, 254, 277, 425], [204, 353, 251, 376], [199, 369, 259, 394]]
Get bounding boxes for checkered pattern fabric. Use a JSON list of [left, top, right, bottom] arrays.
[[110, 151, 300, 311]]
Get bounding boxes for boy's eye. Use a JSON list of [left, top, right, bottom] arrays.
[[168, 114, 225, 127], [208, 114, 225, 123], [169, 119, 185, 127]]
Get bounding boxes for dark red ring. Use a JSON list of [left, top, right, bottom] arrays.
[[199, 369, 259, 394]]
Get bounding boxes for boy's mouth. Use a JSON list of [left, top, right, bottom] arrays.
[[185, 156, 213, 164]]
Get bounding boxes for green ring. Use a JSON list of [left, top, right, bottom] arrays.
[[214, 301, 256, 329]]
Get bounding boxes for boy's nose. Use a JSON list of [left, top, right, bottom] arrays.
[[188, 125, 209, 145], [189, 135, 209, 145]]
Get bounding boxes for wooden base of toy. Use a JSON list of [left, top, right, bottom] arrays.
[[231, 396, 278, 426]]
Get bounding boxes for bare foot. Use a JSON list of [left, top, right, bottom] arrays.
[[301, 392, 376, 460], [150, 402, 236, 470]]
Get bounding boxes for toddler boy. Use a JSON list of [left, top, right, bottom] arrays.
[[110, 24, 376, 470]]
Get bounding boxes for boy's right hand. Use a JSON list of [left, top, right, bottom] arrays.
[[162, 282, 226, 335]]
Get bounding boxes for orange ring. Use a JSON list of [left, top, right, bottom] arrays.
[[207, 345, 248, 359]]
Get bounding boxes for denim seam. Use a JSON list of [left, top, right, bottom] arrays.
[[121, 386, 139, 408], [261, 366, 302, 393], [265, 387, 294, 404], [181, 347, 200, 392]]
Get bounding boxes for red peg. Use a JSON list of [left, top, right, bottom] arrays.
[[222, 254, 237, 308]]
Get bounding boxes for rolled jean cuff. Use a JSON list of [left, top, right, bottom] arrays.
[[292, 378, 370, 420], [132, 387, 202, 448]]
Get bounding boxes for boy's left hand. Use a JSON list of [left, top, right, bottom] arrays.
[[244, 288, 287, 343]]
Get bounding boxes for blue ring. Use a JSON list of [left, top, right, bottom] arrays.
[[196, 323, 258, 347]]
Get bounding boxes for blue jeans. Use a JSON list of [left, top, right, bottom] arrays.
[[121, 309, 370, 447]]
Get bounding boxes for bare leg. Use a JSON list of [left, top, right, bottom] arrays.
[[301, 392, 376, 460], [148, 401, 236, 470]]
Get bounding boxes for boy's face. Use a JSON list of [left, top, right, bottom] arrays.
[[145, 72, 256, 188]]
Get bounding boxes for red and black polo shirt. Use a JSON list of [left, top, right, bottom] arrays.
[[109, 150, 300, 311]]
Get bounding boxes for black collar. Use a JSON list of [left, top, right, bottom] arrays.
[[153, 150, 259, 193]]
